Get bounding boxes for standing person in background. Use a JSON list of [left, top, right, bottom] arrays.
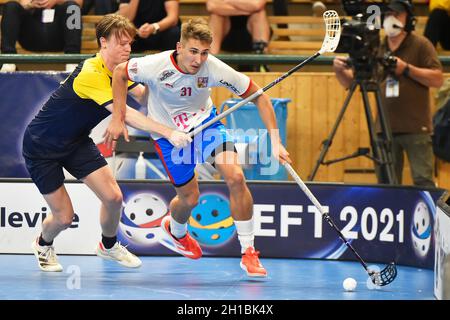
[[118, 0, 181, 52], [333, 0, 443, 187]]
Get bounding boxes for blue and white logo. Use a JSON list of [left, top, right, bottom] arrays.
[[119, 193, 169, 246], [188, 193, 236, 246], [411, 200, 432, 258]]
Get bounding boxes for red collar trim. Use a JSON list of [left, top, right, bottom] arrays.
[[170, 51, 188, 74]]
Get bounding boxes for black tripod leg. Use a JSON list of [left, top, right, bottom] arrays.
[[309, 82, 357, 180], [360, 85, 392, 184], [374, 87, 398, 184]]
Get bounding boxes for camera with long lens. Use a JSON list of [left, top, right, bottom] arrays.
[[336, 0, 397, 80]]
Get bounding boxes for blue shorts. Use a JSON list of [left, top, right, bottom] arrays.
[[23, 130, 107, 194], [154, 111, 236, 187]]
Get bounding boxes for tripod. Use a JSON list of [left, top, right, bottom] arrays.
[[308, 78, 398, 184]]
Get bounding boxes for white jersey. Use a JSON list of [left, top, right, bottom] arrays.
[[126, 50, 251, 139]]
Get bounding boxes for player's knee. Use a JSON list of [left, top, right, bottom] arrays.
[[226, 171, 246, 189], [181, 191, 199, 209], [105, 190, 123, 209]]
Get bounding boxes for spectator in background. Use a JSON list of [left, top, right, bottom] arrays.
[[333, 0, 443, 187], [272, 0, 289, 41], [0, 0, 83, 72], [206, 0, 271, 55], [424, 0, 450, 50], [118, 0, 180, 52], [206, 0, 271, 71], [82, 0, 119, 14]]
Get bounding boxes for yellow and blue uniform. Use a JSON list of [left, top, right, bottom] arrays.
[[22, 53, 138, 194]]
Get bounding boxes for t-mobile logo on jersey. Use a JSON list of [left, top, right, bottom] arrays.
[[173, 112, 196, 130]]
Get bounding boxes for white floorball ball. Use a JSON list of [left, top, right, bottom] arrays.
[[343, 277, 357, 291]]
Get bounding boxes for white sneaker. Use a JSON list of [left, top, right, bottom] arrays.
[[0, 63, 17, 72], [65, 63, 78, 72], [31, 238, 63, 272], [96, 241, 142, 268]]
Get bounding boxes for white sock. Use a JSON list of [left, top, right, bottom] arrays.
[[170, 217, 187, 239], [234, 217, 255, 254]]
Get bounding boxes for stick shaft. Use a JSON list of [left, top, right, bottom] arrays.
[[284, 163, 370, 272]]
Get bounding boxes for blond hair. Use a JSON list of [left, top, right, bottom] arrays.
[[96, 14, 136, 47], [180, 18, 213, 44]]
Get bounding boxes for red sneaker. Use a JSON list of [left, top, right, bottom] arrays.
[[240, 247, 267, 277], [160, 215, 202, 259]]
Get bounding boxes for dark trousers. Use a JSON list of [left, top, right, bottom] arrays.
[[82, 0, 119, 15], [392, 133, 435, 187], [424, 9, 450, 50], [132, 25, 180, 52], [272, 0, 288, 28], [1, 1, 82, 54]]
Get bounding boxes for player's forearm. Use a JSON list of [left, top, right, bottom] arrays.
[[255, 94, 281, 144], [112, 63, 129, 123], [407, 66, 443, 88], [124, 107, 173, 139]]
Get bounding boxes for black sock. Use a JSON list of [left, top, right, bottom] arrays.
[[38, 234, 53, 246], [102, 235, 117, 249]]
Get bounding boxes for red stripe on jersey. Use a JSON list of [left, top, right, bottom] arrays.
[[241, 79, 254, 97], [153, 141, 175, 184], [170, 52, 188, 74]]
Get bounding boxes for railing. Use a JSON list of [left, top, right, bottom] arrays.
[[1, 53, 449, 66]]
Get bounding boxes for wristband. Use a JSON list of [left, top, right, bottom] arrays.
[[152, 23, 160, 35], [402, 64, 410, 77]]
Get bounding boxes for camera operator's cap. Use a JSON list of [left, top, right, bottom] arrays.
[[386, 0, 409, 12]]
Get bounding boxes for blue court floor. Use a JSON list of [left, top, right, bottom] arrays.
[[0, 255, 434, 300]]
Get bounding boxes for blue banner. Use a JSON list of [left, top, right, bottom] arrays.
[[117, 181, 445, 269], [0, 72, 67, 177]]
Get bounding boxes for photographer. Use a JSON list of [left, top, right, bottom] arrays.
[[333, 0, 443, 187]]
